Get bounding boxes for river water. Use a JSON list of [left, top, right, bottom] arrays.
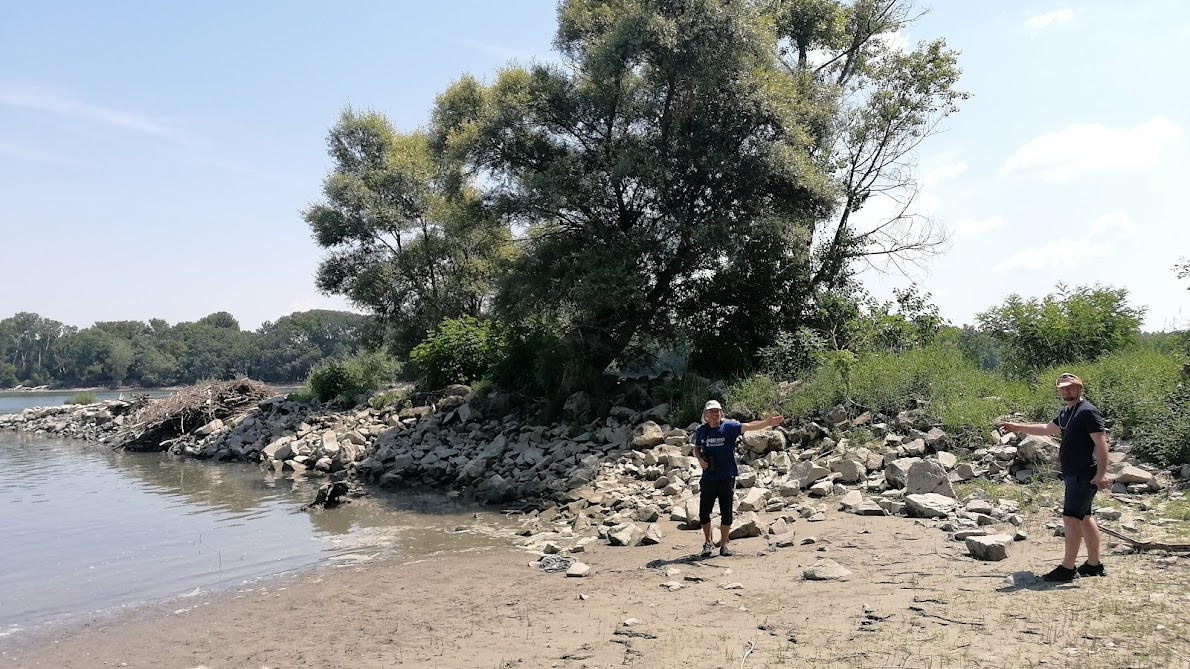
[[0, 426, 516, 640]]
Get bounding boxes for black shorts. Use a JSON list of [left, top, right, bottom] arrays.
[[1061, 474, 1097, 520], [699, 477, 735, 526]]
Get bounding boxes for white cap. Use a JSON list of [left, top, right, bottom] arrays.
[[704, 400, 722, 412]]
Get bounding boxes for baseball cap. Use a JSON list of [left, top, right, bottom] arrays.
[[1056, 373, 1083, 388], [704, 400, 722, 411]]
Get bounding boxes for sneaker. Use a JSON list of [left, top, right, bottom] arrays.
[[1077, 562, 1106, 577], [719, 547, 735, 557], [1041, 565, 1077, 582], [701, 541, 715, 557]]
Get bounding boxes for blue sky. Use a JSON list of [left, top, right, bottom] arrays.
[[1, 1, 1186, 332]]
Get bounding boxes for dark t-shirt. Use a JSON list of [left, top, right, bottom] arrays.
[[694, 420, 742, 481], [1052, 399, 1106, 477]]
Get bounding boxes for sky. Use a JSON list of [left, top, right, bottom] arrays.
[[1, 1, 1186, 332]]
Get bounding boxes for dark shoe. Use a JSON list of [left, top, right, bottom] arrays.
[[1077, 562, 1106, 577], [719, 547, 735, 557], [1041, 565, 1077, 582], [701, 541, 715, 557]]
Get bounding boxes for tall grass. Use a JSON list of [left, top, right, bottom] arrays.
[[724, 342, 1186, 457]]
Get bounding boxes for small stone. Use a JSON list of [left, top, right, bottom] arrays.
[[566, 562, 591, 577], [622, 618, 639, 627], [803, 559, 851, 581]]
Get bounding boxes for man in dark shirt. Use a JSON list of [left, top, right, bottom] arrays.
[[693, 400, 783, 557], [997, 373, 1111, 581]]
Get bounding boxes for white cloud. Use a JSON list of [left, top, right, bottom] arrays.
[[1001, 117, 1183, 182], [994, 239, 1112, 272], [0, 83, 188, 141], [993, 210, 1136, 272], [922, 161, 968, 185], [1025, 8, 1075, 29], [1089, 209, 1137, 238], [952, 216, 1004, 239]]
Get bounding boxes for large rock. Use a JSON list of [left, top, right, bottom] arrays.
[[742, 429, 787, 454], [1113, 465, 1155, 485], [803, 559, 851, 581], [608, 523, 642, 546], [479, 474, 513, 503], [965, 534, 1013, 561], [737, 487, 769, 513], [1017, 435, 1059, 466], [905, 493, 957, 518], [563, 391, 593, 421], [830, 458, 865, 484], [728, 512, 763, 539], [632, 422, 666, 449], [789, 460, 830, 487], [905, 459, 955, 498], [885, 457, 920, 489]]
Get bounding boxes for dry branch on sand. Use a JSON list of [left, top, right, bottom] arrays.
[[113, 379, 276, 452]]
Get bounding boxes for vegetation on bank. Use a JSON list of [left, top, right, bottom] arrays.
[[13, 1, 1188, 469], [0, 309, 371, 389]]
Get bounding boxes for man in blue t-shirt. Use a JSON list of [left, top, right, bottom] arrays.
[[997, 373, 1111, 582], [693, 400, 784, 557]]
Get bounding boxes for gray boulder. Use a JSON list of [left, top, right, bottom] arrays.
[[965, 534, 1013, 561]]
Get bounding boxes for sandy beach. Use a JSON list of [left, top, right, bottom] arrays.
[[4, 502, 1187, 669]]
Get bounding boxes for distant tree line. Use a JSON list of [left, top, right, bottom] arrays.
[[0, 310, 371, 389]]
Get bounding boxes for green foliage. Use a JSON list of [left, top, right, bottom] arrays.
[[367, 386, 412, 409], [977, 283, 1145, 377], [64, 392, 97, 405], [286, 388, 317, 404], [0, 309, 371, 389], [307, 350, 400, 405], [1130, 382, 1190, 466], [409, 317, 501, 389], [489, 316, 568, 398], [651, 375, 714, 427], [304, 108, 510, 353], [426, 0, 963, 392]]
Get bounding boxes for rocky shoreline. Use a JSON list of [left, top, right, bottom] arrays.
[[3, 384, 1187, 567]]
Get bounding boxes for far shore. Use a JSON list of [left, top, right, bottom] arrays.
[[1, 384, 301, 394]]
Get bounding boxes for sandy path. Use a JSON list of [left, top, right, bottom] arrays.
[[4, 508, 1188, 669]]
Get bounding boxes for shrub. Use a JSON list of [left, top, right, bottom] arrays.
[[367, 386, 411, 409], [409, 317, 501, 390], [977, 283, 1145, 376], [489, 316, 567, 398], [308, 350, 400, 405], [286, 388, 316, 404], [65, 391, 97, 405]]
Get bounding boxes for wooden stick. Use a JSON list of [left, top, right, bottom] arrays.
[[1100, 526, 1190, 552]]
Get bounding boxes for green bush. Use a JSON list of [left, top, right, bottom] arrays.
[[1131, 382, 1190, 466], [286, 388, 316, 404], [367, 386, 411, 409], [308, 350, 400, 405], [489, 316, 567, 398], [64, 391, 97, 405], [409, 317, 501, 390], [652, 374, 713, 427], [977, 284, 1145, 376]]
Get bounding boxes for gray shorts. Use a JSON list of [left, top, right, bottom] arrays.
[[1061, 474, 1097, 520]]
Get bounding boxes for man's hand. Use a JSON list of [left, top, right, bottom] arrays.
[[697, 457, 710, 470], [768, 415, 784, 428], [1092, 473, 1109, 490], [995, 421, 1016, 432]]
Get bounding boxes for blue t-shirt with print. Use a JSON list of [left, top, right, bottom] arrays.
[[695, 420, 742, 481]]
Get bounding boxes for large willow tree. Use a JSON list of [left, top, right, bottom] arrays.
[[428, 0, 963, 391]]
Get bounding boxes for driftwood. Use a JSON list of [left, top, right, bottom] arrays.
[[113, 379, 275, 452], [1100, 526, 1190, 552]]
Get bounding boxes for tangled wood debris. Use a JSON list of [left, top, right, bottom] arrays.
[[114, 379, 275, 452]]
